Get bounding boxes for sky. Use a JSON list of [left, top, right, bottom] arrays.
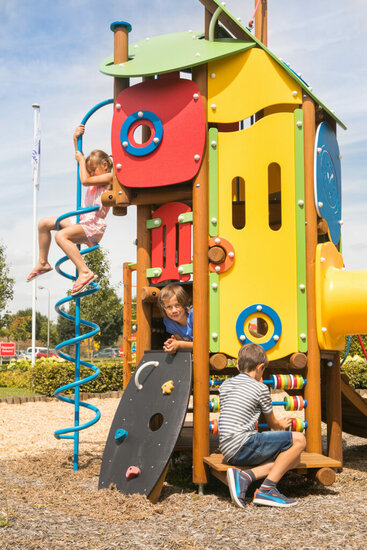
[[1, 0, 367, 321]]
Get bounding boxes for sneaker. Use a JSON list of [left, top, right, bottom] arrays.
[[226, 468, 250, 508], [253, 487, 297, 508]]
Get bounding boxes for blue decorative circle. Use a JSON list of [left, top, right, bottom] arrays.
[[235, 304, 282, 351], [120, 110, 163, 157], [314, 122, 342, 245]]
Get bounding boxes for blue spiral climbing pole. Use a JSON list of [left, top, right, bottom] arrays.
[[54, 99, 114, 471]]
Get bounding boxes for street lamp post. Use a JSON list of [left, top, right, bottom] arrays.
[[38, 285, 50, 357]]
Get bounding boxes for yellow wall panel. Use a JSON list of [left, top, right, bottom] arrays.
[[208, 48, 302, 123], [217, 113, 299, 361]]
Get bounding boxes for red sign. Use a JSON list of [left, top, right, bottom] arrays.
[[0, 342, 15, 356]]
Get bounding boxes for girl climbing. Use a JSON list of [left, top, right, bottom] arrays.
[[26, 124, 113, 296]]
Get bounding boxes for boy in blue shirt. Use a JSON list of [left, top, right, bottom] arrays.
[[219, 343, 306, 508], [158, 284, 193, 354]]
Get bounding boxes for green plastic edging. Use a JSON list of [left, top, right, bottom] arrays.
[[294, 109, 308, 352], [100, 31, 255, 78], [209, 272, 219, 352], [178, 212, 193, 224], [146, 218, 162, 229], [146, 267, 162, 278], [178, 263, 193, 275], [209, 127, 219, 237]]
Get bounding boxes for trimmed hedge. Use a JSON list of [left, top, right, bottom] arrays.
[[0, 357, 124, 396], [341, 355, 367, 389]]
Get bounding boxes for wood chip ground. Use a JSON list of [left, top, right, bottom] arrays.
[[0, 397, 366, 549]]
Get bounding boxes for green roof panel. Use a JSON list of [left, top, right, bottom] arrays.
[[99, 31, 255, 78]]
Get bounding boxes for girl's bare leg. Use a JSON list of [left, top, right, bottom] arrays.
[[30, 217, 71, 273], [54, 224, 94, 286]]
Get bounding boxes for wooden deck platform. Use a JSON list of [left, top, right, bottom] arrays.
[[203, 452, 342, 486]]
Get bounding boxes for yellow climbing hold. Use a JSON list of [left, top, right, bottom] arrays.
[[161, 380, 174, 394]]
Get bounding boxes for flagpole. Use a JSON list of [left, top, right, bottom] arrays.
[[32, 104, 40, 367]]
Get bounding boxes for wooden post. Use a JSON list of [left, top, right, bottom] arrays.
[[192, 36, 209, 484], [303, 96, 322, 454], [136, 205, 151, 363], [122, 263, 133, 390], [326, 352, 343, 463], [110, 21, 131, 211], [255, 0, 268, 46]]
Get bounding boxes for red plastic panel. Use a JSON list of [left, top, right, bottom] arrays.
[[151, 202, 192, 284], [111, 77, 206, 188]]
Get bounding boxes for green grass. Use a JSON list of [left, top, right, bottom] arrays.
[[0, 387, 42, 398]]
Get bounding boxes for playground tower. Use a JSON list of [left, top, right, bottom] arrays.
[[98, 0, 367, 498]]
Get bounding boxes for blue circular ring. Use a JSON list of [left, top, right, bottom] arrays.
[[235, 304, 282, 351], [120, 110, 163, 157]]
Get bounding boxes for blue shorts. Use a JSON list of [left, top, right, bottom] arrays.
[[228, 431, 293, 467]]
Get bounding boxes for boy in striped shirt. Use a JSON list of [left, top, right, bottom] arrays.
[[219, 343, 306, 508]]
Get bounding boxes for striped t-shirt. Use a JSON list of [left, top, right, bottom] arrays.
[[218, 372, 273, 460]]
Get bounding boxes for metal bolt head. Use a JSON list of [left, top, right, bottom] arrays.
[[298, 199, 304, 207], [194, 154, 200, 161], [122, 141, 128, 148], [211, 217, 217, 224], [116, 103, 121, 110], [240, 334, 246, 342], [256, 305, 262, 312], [210, 73, 216, 79], [138, 111, 144, 118], [116, 163, 122, 169], [153, 137, 159, 144], [193, 93, 199, 100]]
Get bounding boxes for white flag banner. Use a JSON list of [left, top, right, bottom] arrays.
[[32, 105, 41, 189]]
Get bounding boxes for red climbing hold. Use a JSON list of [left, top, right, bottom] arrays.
[[126, 466, 141, 479]]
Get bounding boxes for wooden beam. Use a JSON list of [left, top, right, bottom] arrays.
[[122, 263, 133, 390], [255, 0, 268, 46], [326, 353, 343, 463], [136, 206, 151, 363], [303, 95, 322, 454], [192, 59, 210, 485]]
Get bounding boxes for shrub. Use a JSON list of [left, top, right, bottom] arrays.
[[341, 355, 367, 389], [0, 368, 31, 389], [30, 357, 124, 396], [0, 357, 124, 396]]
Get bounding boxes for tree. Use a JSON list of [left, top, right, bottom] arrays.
[[57, 247, 123, 348], [13, 309, 49, 341], [0, 242, 14, 327]]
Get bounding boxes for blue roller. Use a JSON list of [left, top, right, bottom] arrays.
[[53, 98, 113, 471]]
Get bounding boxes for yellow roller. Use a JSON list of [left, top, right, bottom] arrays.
[[316, 242, 367, 349]]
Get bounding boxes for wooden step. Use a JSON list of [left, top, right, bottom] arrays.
[[203, 452, 342, 485]]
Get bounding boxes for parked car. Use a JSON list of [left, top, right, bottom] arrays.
[[15, 350, 27, 359], [25, 347, 55, 359], [36, 349, 58, 358], [94, 347, 120, 358]]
